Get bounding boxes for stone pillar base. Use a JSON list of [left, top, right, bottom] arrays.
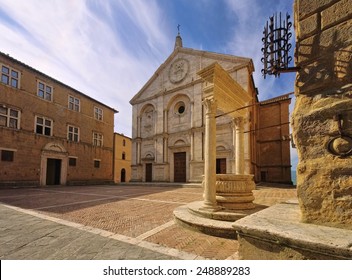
[[199, 203, 222, 212]]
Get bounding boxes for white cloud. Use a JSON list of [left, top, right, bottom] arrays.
[[0, 0, 175, 137]]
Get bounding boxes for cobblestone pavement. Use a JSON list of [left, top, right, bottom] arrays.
[[0, 183, 296, 260]]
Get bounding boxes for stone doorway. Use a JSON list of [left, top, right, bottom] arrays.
[[174, 152, 186, 182], [46, 158, 61, 185], [145, 163, 152, 182], [121, 168, 126, 182], [40, 142, 68, 186]]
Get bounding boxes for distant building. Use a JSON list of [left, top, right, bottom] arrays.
[[114, 133, 131, 183], [0, 52, 118, 186], [129, 34, 292, 184], [255, 94, 292, 184]]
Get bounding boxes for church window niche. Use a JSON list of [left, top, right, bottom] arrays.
[[140, 104, 155, 138], [175, 101, 186, 115]]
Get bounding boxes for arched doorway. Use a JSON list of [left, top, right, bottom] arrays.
[[121, 168, 126, 182]]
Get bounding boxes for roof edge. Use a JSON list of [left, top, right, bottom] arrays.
[[0, 51, 118, 113]]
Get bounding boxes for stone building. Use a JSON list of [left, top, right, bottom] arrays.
[[255, 94, 292, 183], [114, 133, 131, 183], [0, 52, 117, 186], [130, 35, 292, 184]]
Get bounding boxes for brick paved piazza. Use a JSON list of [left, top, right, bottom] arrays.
[[0, 183, 296, 260]]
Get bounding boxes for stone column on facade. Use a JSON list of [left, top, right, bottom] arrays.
[[136, 139, 141, 165], [154, 139, 158, 163], [190, 101, 195, 128], [234, 116, 245, 174], [163, 109, 168, 133], [190, 132, 194, 161], [163, 137, 168, 163], [154, 110, 157, 135], [231, 119, 237, 174], [201, 97, 219, 211], [137, 116, 141, 138]]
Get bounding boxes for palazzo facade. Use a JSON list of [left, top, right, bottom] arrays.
[[0, 51, 117, 186], [130, 35, 292, 184]]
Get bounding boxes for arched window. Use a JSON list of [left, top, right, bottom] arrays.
[[122, 152, 126, 160]]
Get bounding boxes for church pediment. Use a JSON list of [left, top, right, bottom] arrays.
[[129, 47, 254, 105]]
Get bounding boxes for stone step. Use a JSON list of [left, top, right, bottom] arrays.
[[173, 202, 237, 239]]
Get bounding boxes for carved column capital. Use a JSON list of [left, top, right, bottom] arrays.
[[203, 97, 217, 115], [233, 116, 244, 128]]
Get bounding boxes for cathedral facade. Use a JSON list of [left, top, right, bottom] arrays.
[[130, 35, 292, 184]]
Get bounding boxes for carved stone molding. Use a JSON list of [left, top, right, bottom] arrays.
[[215, 174, 255, 210], [203, 97, 217, 115]]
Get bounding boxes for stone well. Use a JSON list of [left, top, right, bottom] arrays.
[[174, 174, 257, 238], [215, 174, 255, 210]]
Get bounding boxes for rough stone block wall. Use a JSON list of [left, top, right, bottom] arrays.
[[292, 0, 352, 229]]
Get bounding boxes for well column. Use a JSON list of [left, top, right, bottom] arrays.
[[201, 97, 219, 211], [234, 117, 245, 175]]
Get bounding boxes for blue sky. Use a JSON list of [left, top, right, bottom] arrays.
[[0, 0, 297, 170]]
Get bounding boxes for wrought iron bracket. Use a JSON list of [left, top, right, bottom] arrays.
[[261, 12, 298, 78]]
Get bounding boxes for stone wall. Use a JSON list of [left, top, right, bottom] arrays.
[[256, 96, 292, 184], [0, 53, 115, 186], [292, 0, 352, 229], [113, 133, 132, 183]]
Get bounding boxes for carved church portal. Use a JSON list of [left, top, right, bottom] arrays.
[[174, 152, 186, 182]]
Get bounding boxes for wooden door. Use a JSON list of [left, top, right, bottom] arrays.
[[216, 158, 226, 174], [145, 163, 152, 182], [46, 158, 61, 185], [174, 152, 186, 182]]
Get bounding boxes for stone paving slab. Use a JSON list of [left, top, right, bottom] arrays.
[[0, 204, 196, 260], [0, 183, 297, 260]]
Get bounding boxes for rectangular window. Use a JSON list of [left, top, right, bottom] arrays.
[[94, 107, 103, 121], [94, 160, 100, 168], [1, 150, 14, 162], [68, 125, 79, 142], [68, 96, 80, 112], [37, 81, 53, 101], [35, 116, 52, 136], [1, 65, 19, 88], [0, 106, 20, 129], [93, 132, 103, 147], [69, 157, 77, 166]]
